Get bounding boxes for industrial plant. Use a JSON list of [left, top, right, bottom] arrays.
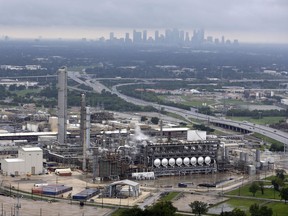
[[0, 67, 276, 206]]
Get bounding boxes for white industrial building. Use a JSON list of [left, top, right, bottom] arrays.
[[1, 147, 43, 176]]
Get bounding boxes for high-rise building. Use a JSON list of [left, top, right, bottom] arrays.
[[143, 30, 147, 42], [109, 32, 114, 41], [155, 30, 159, 42], [221, 36, 225, 44], [133, 30, 142, 43], [179, 30, 185, 43], [125, 33, 132, 44], [185, 32, 190, 42], [57, 66, 67, 145]]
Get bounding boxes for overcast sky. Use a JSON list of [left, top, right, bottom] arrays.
[[0, 0, 287, 43]]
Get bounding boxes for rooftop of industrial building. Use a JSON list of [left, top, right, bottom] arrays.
[[155, 127, 190, 132], [4, 158, 24, 162], [21, 147, 42, 152]]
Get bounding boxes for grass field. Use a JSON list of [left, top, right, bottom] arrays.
[[253, 133, 283, 146], [14, 88, 41, 97], [226, 198, 262, 210], [226, 182, 281, 200], [227, 116, 285, 125], [266, 202, 288, 216], [159, 192, 180, 202]]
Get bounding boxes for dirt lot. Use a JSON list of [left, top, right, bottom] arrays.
[[172, 193, 228, 212], [0, 172, 114, 216]]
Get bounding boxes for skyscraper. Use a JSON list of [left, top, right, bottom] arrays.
[[155, 30, 159, 43], [143, 30, 147, 42], [133, 30, 142, 43]]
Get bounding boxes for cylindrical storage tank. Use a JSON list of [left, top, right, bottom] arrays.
[[169, 158, 175, 167], [268, 157, 274, 164], [244, 153, 249, 162], [248, 165, 256, 175], [183, 157, 190, 166], [191, 157, 197, 166], [205, 156, 211, 164], [225, 147, 229, 159], [154, 158, 161, 167], [161, 158, 168, 167], [240, 152, 244, 161], [256, 149, 260, 162], [176, 158, 182, 166], [198, 156, 204, 165]]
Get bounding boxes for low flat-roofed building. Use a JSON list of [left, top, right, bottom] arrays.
[[1, 147, 43, 176]]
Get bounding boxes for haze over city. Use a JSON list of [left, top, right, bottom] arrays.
[[1, 1, 288, 216], [0, 0, 287, 43]]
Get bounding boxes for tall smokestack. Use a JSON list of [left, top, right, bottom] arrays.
[[57, 67, 67, 145], [80, 94, 87, 171]]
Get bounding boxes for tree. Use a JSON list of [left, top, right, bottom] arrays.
[[249, 203, 273, 216], [141, 116, 148, 122], [151, 117, 159, 125], [272, 177, 284, 191], [119, 206, 144, 216], [189, 201, 208, 216], [119, 202, 177, 216], [220, 208, 246, 216], [275, 169, 286, 180], [148, 201, 177, 216], [280, 187, 288, 204], [249, 182, 259, 197], [258, 181, 264, 195]]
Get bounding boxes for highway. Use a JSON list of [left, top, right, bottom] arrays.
[[70, 72, 288, 146]]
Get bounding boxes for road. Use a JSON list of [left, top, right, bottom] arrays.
[[68, 71, 110, 93], [70, 73, 288, 145]]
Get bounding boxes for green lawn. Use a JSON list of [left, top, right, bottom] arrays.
[[14, 88, 41, 97], [219, 99, 262, 106], [181, 96, 215, 107], [227, 116, 285, 125], [226, 182, 281, 200], [111, 208, 127, 216], [160, 192, 180, 202], [266, 202, 288, 216], [218, 198, 288, 216], [253, 133, 283, 146], [226, 198, 262, 209]]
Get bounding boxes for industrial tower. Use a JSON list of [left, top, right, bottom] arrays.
[[57, 66, 67, 145]]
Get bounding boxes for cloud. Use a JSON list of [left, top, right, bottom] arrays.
[[0, 0, 287, 42]]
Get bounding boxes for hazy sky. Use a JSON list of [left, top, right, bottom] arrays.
[[0, 0, 287, 43]]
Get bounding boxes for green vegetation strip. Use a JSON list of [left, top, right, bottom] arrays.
[[215, 198, 288, 216], [266, 202, 288, 216], [226, 182, 281, 200], [253, 133, 283, 145], [227, 116, 285, 125], [226, 198, 262, 210], [159, 192, 180, 202]]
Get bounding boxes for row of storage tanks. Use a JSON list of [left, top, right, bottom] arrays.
[[153, 156, 212, 167]]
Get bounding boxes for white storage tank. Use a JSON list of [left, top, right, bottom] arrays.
[[161, 158, 168, 167], [205, 156, 211, 164], [183, 157, 190, 166], [191, 157, 197, 166], [176, 158, 182, 166], [169, 158, 175, 166], [198, 156, 204, 165], [154, 159, 161, 167], [248, 165, 256, 175]]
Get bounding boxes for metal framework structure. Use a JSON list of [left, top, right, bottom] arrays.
[[139, 140, 220, 176]]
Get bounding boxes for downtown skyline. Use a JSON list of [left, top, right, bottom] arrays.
[[0, 0, 287, 44]]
